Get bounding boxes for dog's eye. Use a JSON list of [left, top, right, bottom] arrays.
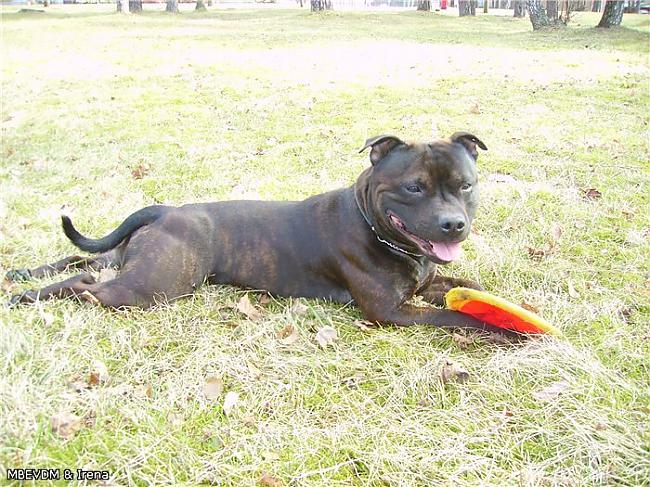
[[406, 184, 422, 194], [460, 182, 473, 192]]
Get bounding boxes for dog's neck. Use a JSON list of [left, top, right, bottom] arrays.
[[352, 178, 423, 259]]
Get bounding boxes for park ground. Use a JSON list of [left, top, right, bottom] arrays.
[[1, 5, 649, 486]]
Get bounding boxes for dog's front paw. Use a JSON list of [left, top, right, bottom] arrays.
[[5, 268, 32, 282]]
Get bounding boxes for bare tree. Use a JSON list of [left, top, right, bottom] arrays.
[[129, 0, 143, 12], [513, 0, 526, 16], [311, 0, 333, 10], [597, 0, 624, 26], [417, 0, 431, 10], [459, 0, 471, 15]]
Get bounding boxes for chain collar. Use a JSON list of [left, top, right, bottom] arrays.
[[353, 189, 423, 258]]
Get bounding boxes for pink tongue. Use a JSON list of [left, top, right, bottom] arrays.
[[430, 241, 462, 261]]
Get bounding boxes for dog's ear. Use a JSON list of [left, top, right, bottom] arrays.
[[450, 132, 488, 161], [359, 135, 405, 165]]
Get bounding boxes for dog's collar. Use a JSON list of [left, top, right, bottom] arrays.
[[353, 189, 423, 258]]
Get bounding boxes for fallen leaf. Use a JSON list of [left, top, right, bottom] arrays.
[[51, 412, 83, 439], [68, 374, 90, 393], [1, 277, 17, 294], [440, 360, 470, 384], [315, 326, 338, 348], [582, 188, 602, 200], [520, 302, 540, 314], [276, 324, 299, 345], [533, 380, 570, 402], [526, 246, 546, 260], [88, 359, 109, 386], [260, 473, 282, 487], [237, 294, 262, 321], [134, 384, 153, 399], [353, 319, 377, 331], [289, 301, 309, 316], [98, 268, 118, 283], [452, 333, 474, 349], [203, 376, 224, 401], [131, 163, 150, 180], [257, 293, 272, 305], [469, 103, 481, 114], [223, 391, 239, 416], [594, 422, 607, 431], [485, 332, 514, 345]]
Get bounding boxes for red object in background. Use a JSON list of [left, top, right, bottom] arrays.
[[441, 0, 447, 8]]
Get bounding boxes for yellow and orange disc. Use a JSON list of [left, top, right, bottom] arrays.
[[445, 287, 563, 337]]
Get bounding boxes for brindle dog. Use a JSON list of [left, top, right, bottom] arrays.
[[7, 132, 505, 334]]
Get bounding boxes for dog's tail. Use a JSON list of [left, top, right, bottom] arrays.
[[61, 205, 167, 254]]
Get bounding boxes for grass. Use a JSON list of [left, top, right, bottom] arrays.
[[1, 4, 649, 485]]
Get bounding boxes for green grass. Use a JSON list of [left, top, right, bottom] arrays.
[[1, 5, 649, 486]]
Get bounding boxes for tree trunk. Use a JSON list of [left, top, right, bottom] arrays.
[[417, 0, 431, 10], [597, 0, 624, 26], [513, 0, 526, 16], [166, 0, 179, 12], [469, 0, 477, 14], [129, 0, 142, 12], [591, 0, 601, 11], [547, 0, 558, 19], [311, 0, 333, 10], [459, 0, 471, 14], [196, 0, 207, 10], [526, 0, 550, 28], [43, 0, 49, 6], [483, 0, 488, 13]]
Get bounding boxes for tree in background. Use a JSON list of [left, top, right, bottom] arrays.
[[129, 0, 143, 13], [597, 0, 624, 26], [513, 0, 526, 16], [459, 0, 471, 15], [196, 0, 207, 10], [166, 0, 179, 12], [417, 0, 431, 11], [311, 0, 332, 10]]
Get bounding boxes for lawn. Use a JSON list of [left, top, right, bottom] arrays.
[[1, 5, 649, 485]]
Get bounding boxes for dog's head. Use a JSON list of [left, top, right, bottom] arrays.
[[358, 132, 486, 264]]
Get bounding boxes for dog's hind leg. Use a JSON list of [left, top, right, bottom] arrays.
[[5, 250, 120, 282]]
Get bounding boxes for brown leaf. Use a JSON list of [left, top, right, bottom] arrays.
[[257, 293, 272, 306], [51, 412, 83, 439], [88, 359, 109, 386], [68, 374, 90, 393], [440, 360, 470, 384], [353, 319, 378, 332], [134, 384, 153, 399], [582, 188, 602, 200], [469, 103, 481, 114], [526, 246, 546, 260], [131, 163, 150, 180], [237, 294, 262, 321], [1, 277, 17, 294], [203, 376, 224, 401], [533, 380, 570, 402], [276, 324, 299, 345], [520, 302, 540, 314], [260, 473, 283, 487], [452, 333, 474, 349], [289, 301, 309, 316], [315, 326, 338, 348]]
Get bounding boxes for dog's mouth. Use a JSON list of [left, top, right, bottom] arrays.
[[387, 212, 462, 263]]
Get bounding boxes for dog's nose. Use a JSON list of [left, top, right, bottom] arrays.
[[440, 217, 466, 235]]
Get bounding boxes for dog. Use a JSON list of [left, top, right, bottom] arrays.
[[6, 132, 505, 334]]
